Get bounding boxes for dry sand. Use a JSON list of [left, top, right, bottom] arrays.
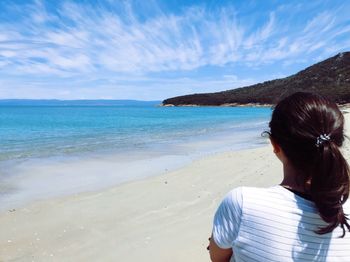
[[1, 112, 350, 262]]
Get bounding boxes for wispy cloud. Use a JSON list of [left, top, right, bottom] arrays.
[[0, 0, 349, 99]]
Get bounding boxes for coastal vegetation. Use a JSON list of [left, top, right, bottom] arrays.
[[162, 52, 350, 106]]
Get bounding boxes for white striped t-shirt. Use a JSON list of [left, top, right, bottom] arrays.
[[212, 186, 350, 262]]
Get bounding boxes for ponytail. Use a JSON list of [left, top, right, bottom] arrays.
[[311, 141, 350, 236], [269, 92, 350, 237]]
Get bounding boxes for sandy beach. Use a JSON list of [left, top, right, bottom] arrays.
[[1, 112, 349, 262]]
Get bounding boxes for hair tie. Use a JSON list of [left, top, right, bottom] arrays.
[[316, 134, 331, 147]]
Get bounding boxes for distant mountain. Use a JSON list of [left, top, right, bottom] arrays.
[[162, 52, 350, 106], [0, 99, 161, 106]]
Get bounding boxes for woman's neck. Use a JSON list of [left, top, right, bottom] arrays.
[[280, 163, 308, 193]]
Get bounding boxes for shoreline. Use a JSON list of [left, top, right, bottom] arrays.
[[161, 103, 273, 107], [162, 103, 350, 108]]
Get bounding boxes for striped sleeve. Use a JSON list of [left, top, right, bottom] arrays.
[[212, 187, 243, 249]]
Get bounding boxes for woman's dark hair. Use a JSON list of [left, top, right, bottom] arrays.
[[269, 92, 350, 237]]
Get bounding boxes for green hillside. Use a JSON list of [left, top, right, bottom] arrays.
[[163, 52, 350, 106]]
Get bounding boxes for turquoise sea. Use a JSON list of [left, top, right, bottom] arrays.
[[0, 101, 272, 209]]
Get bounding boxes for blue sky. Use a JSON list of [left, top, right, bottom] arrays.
[[0, 0, 349, 100]]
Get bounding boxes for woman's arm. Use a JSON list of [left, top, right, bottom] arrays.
[[208, 234, 233, 262], [210, 188, 242, 261]]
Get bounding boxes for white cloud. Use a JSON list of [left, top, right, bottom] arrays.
[[0, 2, 349, 76], [0, 1, 349, 99], [0, 2, 261, 75], [244, 12, 275, 49]]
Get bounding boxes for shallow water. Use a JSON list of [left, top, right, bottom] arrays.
[[0, 103, 272, 210]]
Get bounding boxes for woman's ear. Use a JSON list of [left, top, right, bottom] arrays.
[[270, 137, 281, 154]]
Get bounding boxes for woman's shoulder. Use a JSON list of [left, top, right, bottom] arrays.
[[235, 185, 316, 212], [222, 186, 287, 209], [224, 185, 317, 209]]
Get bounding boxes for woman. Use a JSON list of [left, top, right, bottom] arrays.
[[209, 92, 350, 261]]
